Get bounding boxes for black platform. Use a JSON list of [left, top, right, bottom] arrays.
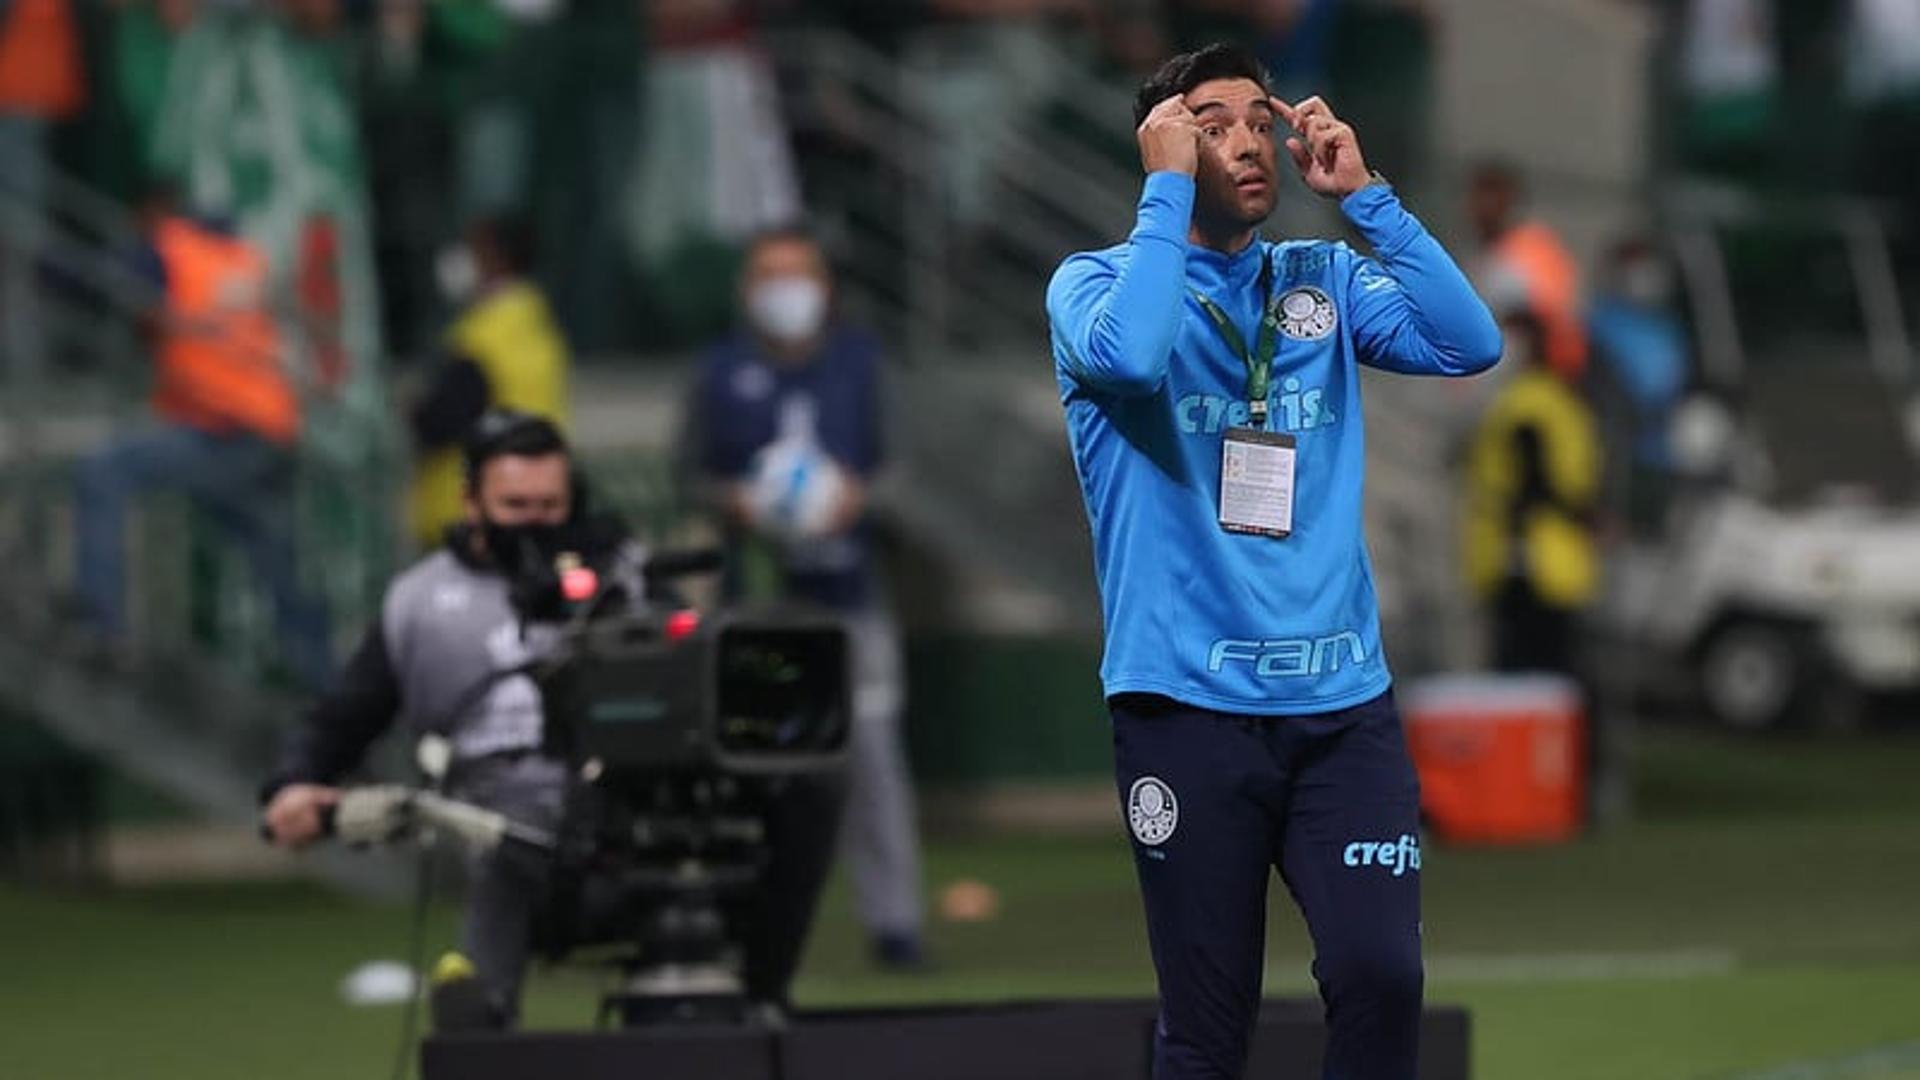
[[422, 999, 1470, 1079]]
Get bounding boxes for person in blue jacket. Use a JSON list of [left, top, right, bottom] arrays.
[[1046, 44, 1501, 1080]]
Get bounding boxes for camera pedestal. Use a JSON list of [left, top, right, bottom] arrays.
[[421, 999, 1470, 1080], [600, 962, 748, 1028]]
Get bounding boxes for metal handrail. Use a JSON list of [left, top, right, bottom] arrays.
[[810, 26, 1136, 240], [0, 194, 163, 317], [1660, 180, 1917, 388], [0, 164, 364, 419], [769, 26, 1144, 352], [1669, 224, 1745, 387], [1839, 206, 1917, 386], [0, 146, 147, 247], [776, 77, 1056, 346], [1017, 29, 1141, 148]]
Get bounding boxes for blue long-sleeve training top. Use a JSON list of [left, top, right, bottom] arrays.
[[1047, 172, 1502, 715]]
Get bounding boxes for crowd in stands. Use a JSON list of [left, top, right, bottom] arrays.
[[1671, 0, 1920, 200], [5, 0, 1442, 358], [8, 0, 1916, 684], [10, 1, 1915, 357]]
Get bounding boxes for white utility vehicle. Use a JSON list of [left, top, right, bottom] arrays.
[[1600, 192, 1920, 728]]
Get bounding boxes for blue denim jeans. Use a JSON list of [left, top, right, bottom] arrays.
[[73, 423, 332, 688]]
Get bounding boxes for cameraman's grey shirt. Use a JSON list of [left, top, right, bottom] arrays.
[[384, 549, 559, 761], [264, 547, 583, 799]]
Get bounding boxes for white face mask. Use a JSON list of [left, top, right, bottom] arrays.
[[747, 277, 829, 347], [436, 244, 480, 304]]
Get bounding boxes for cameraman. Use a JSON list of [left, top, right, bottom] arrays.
[[260, 412, 839, 1027]]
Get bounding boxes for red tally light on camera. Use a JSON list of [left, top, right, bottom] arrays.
[[665, 609, 701, 641], [560, 565, 599, 603]]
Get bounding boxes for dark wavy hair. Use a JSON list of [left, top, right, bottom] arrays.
[[463, 410, 568, 491], [1134, 44, 1273, 126]]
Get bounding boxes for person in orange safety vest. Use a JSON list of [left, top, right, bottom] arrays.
[[1467, 159, 1587, 382], [72, 190, 331, 689]]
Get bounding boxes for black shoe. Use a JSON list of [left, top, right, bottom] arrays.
[[429, 954, 504, 1032], [872, 932, 931, 973]]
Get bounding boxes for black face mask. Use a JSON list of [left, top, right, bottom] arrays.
[[480, 519, 570, 577], [480, 519, 577, 623]]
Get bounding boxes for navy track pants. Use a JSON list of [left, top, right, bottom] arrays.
[[1111, 690, 1424, 1080]]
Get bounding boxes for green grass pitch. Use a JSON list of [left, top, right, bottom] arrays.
[[4, 728, 1918, 1080]]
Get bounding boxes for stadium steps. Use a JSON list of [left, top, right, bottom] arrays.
[[885, 365, 1102, 635], [0, 613, 407, 899]]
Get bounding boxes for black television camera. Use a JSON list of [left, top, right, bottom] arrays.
[[487, 527, 853, 1027]]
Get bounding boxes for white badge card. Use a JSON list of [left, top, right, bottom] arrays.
[[1218, 428, 1296, 539]]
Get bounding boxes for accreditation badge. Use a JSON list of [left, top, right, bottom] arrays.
[[1218, 427, 1296, 539]]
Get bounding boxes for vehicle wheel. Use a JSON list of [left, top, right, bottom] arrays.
[[1699, 623, 1807, 730]]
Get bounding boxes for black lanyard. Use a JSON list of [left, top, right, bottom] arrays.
[[1189, 253, 1279, 428]]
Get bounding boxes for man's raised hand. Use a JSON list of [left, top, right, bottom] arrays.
[[1138, 95, 1202, 177], [1273, 96, 1371, 199]]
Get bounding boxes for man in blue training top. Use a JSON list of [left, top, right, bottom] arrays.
[[1046, 44, 1502, 1080]]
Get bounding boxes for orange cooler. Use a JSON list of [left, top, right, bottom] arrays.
[[1402, 674, 1585, 845]]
